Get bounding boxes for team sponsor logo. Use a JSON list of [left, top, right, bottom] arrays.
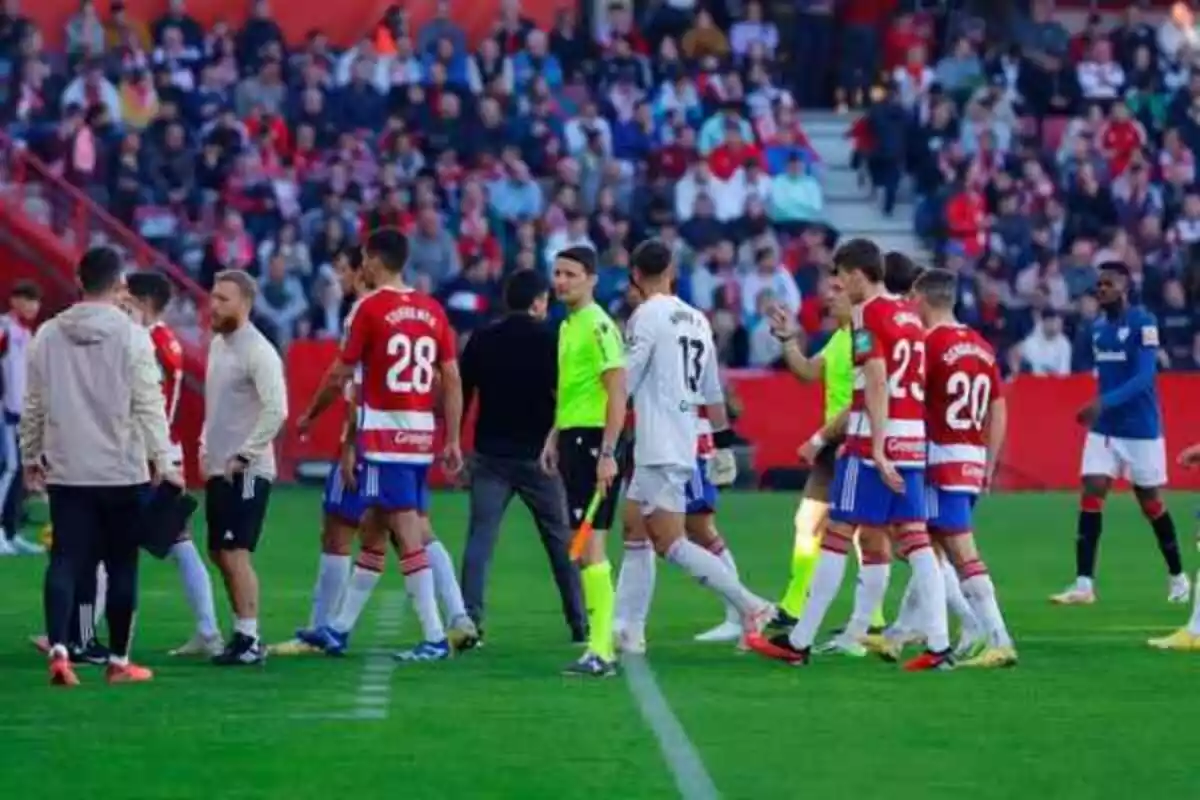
[[1141, 325, 1159, 347], [392, 431, 435, 448], [886, 437, 927, 461]]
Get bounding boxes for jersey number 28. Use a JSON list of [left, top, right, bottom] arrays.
[[678, 336, 705, 393], [945, 372, 991, 431], [386, 333, 436, 393]]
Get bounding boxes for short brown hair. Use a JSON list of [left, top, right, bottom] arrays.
[[913, 268, 957, 310], [214, 270, 258, 303], [883, 251, 925, 294], [11, 280, 42, 301], [832, 238, 884, 283]]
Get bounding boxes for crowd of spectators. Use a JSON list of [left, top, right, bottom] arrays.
[[0, 0, 838, 363], [855, 0, 1200, 374]]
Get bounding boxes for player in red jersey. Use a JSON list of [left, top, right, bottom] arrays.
[[314, 228, 465, 662], [746, 239, 953, 671], [912, 269, 1015, 668], [126, 273, 224, 657]]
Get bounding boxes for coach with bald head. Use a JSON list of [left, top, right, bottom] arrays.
[[203, 270, 288, 667]]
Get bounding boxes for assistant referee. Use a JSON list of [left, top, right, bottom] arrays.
[[459, 269, 586, 643], [543, 246, 627, 678]]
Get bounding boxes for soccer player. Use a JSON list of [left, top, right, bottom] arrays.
[[911, 269, 1016, 668], [544, 246, 627, 677], [0, 280, 43, 555], [617, 240, 773, 658], [320, 228, 465, 662], [746, 238, 953, 670], [1050, 261, 1189, 606], [1149, 442, 1200, 650], [122, 273, 224, 657]]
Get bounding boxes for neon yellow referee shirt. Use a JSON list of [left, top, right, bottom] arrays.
[[556, 302, 624, 429], [817, 326, 853, 423]]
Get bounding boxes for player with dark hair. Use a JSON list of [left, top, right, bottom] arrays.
[[311, 228, 467, 662], [1051, 261, 1189, 606], [747, 238, 954, 670], [1, 280, 43, 555], [883, 251, 925, 296]]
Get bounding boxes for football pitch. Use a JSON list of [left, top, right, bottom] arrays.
[[1, 489, 1198, 800]]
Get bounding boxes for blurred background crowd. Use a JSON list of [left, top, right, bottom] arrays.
[[1, 0, 1198, 375]]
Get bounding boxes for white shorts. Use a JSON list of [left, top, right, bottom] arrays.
[[626, 465, 692, 515], [1080, 432, 1168, 488]]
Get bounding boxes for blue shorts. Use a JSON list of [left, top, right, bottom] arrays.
[[925, 486, 977, 534], [829, 456, 925, 528], [322, 464, 366, 524], [685, 458, 717, 515], [360, 462, 429, 514]]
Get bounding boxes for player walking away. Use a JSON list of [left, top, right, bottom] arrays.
[[612, 278, 744, 653], [616, 240, 774, 660], [120, 273, 224, 657], [321, 228, 466, 662], [1150, 442, 1200, 650], [0, 281, 44, 555], [544, 246, 627, 677], [1051, 261, 1189, 606], [747, 238, 954, 671], [905, 269, 1016, 668], [203, 271, 289, 666]]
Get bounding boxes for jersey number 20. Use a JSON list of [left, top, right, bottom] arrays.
[[946, 372, 991, 431], [678, 336, 704, 393], [386, 333, 436, 393]]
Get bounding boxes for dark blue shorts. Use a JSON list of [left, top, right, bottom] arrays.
[[360, 462, 429, 514], [685, 458, 717, 515], [828, 456, 925, 528], [322, 463, 366, 524], [925, 486, 977, 535]]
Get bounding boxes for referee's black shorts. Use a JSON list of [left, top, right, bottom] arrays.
[[802, 437, 843, 503], [205, 473, 272, 553], [558, 427, 625, 531]]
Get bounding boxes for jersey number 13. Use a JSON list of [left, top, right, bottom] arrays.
[[678, 336, 705, 393]]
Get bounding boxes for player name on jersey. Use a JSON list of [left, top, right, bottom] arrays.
[[845, 295, 926, 468], [924, 323, 1000, 493]]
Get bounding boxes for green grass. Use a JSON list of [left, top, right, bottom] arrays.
[[1, 489, 1198, 799]]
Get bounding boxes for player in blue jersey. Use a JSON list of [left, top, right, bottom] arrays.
[[1051, 262, 1190, 606]]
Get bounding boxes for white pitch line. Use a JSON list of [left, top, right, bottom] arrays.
[[622, 654, 721, 800]]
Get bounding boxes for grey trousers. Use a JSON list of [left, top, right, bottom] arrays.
[[461, 453, 586, 637]]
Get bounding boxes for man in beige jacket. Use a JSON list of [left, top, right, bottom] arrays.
[[20, 247, 182, 687]]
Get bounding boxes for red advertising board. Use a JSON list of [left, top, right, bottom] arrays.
[[282, 340, 1200, 491]]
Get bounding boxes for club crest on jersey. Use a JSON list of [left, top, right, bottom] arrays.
[[852, 330, 873, 356], [1141, 325, 1159, 347], [1118, 327, 1129, 342]]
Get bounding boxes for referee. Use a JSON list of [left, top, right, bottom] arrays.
[[19, 247, 180, 685], [203, 271, 288, 667], [459, 269, 586, 644], [543, 247, 627, 678]]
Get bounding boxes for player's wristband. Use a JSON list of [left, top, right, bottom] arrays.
[[599, 446, 616, 458], [712, 429, 736, 449], [773, 331, 798, 343], [234, 454, 251, 467], [808, 433, 827, 451]]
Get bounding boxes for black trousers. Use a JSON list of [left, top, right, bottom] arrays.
[[45, 484, 147, 658], [460, 453, 586, 637]]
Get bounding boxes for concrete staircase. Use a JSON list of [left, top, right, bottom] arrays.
[[805, 111, 923, 257]]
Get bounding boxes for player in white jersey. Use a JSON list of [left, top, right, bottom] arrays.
[[615, 240, 773, 648]]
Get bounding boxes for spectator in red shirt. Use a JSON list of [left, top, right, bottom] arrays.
[[944, 174, 987, 259], [1097, 102, 1147, 177], [650, 124, 696, 181], [707, 122, 765, 181]]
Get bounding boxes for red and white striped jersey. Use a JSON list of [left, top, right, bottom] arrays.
[[149, 321, 184, 459], [924, 322, 1000, 493], [845, 294, 926, 468], [340, 286, 457, 465]]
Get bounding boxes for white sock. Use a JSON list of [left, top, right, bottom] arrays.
[[615, 542, 656, 632], [170, 539, 220, 638], [402, 548, 446, 643], [78, 602, 96, 644], [891, 573, 920, 635], [425, 539, 468, 623], [234, 617, 258, 639], [942, 558, 981, 637], [331, 563, 383, 634], [714, 545, 741, 625], [109, 654, 129, 667], [845, 562, 891, 639], [1187, 569, 1200, 635], [788, 548, 848, 649], [1076, 576, 1094, 593], [310, 553, 352, 630], [665, 538, 761, 616], [962, 573, 1013, 648], [908, 547, 950, 652], [94, 563, 108, 624]]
